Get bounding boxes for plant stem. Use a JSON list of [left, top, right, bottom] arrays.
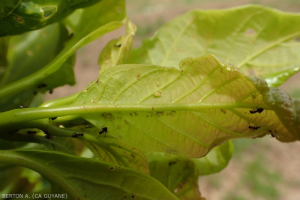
[[0, 102, 263, 130]]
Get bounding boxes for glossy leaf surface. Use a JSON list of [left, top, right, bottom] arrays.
[[0, 0, 102, 36], [126, 5, 300, 87]]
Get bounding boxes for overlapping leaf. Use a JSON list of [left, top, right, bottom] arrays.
[[0, 150, 178, 200], [98, 20, 137, 73], [0, 0, 126, 103], [79, 127, 149, 174], [0, 0, 103, 36], [125, 5, 300, 87], [0, 23, 74, 111], [0, 37, 9, 82], [74, 55, 299, 158], [145, 141, 232, 200]]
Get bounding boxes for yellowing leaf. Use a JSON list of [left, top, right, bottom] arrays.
[[74, 55, 300, 158]]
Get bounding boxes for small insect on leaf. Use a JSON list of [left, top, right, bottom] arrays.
[[99, 127, 108, 134], [114, 44, 122, 47], [72, 133, 84, 138], [68, 33, 74, 40], [37, 83, 47, 89], [49, 117, 57, 121], [44, 129, 51, 139], [49, 89, 53, 94], [248, 125, 260, 130], [27, 131, 36, 134], [249, 108, 264, 114], [271, 133, 275, 138]]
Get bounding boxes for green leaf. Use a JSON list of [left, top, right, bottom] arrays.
[[73, 55, 299, 158], [81, 127, 149, 174], [0, 0, 103, 37], [40, 136, 83, 156], [145, 141, 232, 199], [126, 5, 300, 87], [0, 0, 126, 106], [0, 37, 9, 82], [0, 23, 74, 111], [147, 153, 202, 200], [0, 149, 178, 200], [194, 140, 234, 175], [98, 20, 137, 73]]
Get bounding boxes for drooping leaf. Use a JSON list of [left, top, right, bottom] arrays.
[[194, 140, 234, 175], [98, 20, 137, 73], [0, 0, 126, 105], [80, 127, 149, 174], [39, 136, 83, 156], [0, 23, 74, 112], [0, 149, 178, 200], [73, 55, 299, 158], [145, 141, 232, 199], [147, 153, 202, 200], [0, 0, 103, 37], [126, 5, 300, 87]]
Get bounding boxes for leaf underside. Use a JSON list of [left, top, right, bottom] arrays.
[[74, 55, 300, 158]]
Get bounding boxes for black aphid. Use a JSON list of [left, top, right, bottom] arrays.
[[72, 133, 78, 138], [27, 131, 36, 134], [168, 161, 177, 166], [114, 44, 121, 47], [99, 127, 108, 134], [49, 89, 53, 94], [72, 133, 84, 138], [249, 108, 264, 114], [68, 33, 74, 39], [44, 129, 50, 139], [49, 117, 57, 121], [37, 83, 47, 88], [248, 125, 260, 130], [271, 133, 275, 138]]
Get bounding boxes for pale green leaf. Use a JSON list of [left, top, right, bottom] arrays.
[[194, 141, 234, 175], [98, 20, 137, 72], [74, 55, 299, 158], [79, 127, 149, 174], [0, 149, 178, 200], [126, 5, 300, 87]]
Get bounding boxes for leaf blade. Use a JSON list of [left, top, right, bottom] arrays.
[[0, 149, 178, 200], [74, 55, 299, 158], [126, 5, 300, 87]]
